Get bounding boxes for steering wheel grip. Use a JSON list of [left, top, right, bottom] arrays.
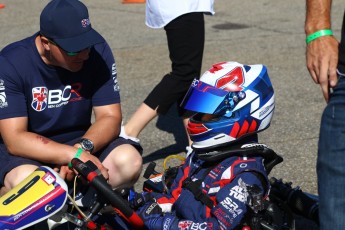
[[71, 158, 144, 229]]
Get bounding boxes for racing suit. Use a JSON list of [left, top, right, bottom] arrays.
[[139, 150, 269, 230]]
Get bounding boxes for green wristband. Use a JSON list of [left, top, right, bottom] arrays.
[[306, 29, 333, 44], [68, 148, 83, 169]]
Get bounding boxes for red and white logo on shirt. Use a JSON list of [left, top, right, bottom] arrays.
[[31, 87, 48, 111]]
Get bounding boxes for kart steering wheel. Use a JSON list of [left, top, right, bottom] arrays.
[[71, 158, 144, 229]]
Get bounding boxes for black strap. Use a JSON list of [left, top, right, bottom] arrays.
[[197, 144, 283, 174], [183, 179, 215, 209], [182, 165, 215, 209], [182, 162, 269, 209], [250, 171, 269, 194]]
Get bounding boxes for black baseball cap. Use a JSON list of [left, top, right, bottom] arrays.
[[40, 0, 104, 53]]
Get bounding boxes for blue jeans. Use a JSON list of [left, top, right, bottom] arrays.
[[318, 74, 345, 229]]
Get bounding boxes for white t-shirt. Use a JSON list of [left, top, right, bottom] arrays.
[[146, 0, 215, 28]]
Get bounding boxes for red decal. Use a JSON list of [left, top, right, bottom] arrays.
[[249, 120, 257, 132], [238, 120, 249, 137], [187, 122, 209, 135], [216, 66, 244, 92], [209, 62, 227, 73], [229, 122, 240, 138]]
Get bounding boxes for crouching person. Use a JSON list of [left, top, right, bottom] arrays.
[[131, 61, 275, 230]]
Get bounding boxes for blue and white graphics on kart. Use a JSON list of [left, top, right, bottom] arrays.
[[0, 166, 68, 230]]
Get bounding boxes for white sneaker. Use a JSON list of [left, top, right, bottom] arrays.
[[186, 146, 193, 157], [119, 126, 140, 143]]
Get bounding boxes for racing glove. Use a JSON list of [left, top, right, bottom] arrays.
[[129, 191, 154, 210], [136, 202, 177, 230]]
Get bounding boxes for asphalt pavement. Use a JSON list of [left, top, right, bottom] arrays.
[[0, 0, 344, 229]]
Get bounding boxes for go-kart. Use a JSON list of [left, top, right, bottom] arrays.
[[0, 145, 319, 230]]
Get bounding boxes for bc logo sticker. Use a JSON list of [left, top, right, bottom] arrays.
[[31, 87, 48, 111]]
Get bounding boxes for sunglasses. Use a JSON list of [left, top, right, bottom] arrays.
[[47, 38, 85, 56]]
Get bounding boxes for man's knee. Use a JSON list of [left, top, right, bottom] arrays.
[[104, 144, 142, 187], [2, 165, 38, 191], [114, 146, 142, 175]]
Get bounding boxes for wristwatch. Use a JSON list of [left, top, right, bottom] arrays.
[[79, 138, 94, 153]]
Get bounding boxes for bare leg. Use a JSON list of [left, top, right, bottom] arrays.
[[124, 103, 158, 138], [102, 144, 142, 189], [0, 164, 38, 196], [124, 103, 193, 149]]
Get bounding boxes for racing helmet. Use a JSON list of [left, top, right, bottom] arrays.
[[181, 61, 275, 150]]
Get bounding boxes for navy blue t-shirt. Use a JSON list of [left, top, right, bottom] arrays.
[[0, 33, 120, 143]]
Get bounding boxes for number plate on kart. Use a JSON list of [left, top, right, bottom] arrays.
[[0, 166, 68, 230]]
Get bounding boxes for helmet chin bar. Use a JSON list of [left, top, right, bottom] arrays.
[[196, 143, 283, 175], [191, 133, 235, 150]]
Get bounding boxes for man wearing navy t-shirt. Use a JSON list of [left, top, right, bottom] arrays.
[[0, 0, 142, 196]]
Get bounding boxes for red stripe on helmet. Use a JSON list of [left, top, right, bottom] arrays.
[[238, 120, 249, 137], [249, 119, 258, 132], [187, 122, 209, 135], [208, 62, 227, 73], [229, 122, 240, 138]]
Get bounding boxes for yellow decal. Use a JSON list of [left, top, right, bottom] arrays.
[[0, 169, 56, 215]]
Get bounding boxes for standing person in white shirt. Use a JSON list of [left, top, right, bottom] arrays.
[[122, 0, 215, 152]]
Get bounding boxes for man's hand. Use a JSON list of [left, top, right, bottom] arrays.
[[306, 35, 339, 102], [77, 150, 109, 180], [54, 165, 75, 181]]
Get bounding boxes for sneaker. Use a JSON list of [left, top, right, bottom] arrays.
[[119, 126, 140, 143], [186, 146, 193, 157]]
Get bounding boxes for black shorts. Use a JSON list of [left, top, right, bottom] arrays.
[[0, 137, 142, 186], [144, 12, 205, 117]]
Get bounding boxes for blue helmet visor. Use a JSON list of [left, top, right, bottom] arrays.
[[181, 80, 229, 114]]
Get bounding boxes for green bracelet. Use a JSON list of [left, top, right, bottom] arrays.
[[68, 148, 83, 169], [306, 29, 333, 44]]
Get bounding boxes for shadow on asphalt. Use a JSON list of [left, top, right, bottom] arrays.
[[142, 104, 189, 164]]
